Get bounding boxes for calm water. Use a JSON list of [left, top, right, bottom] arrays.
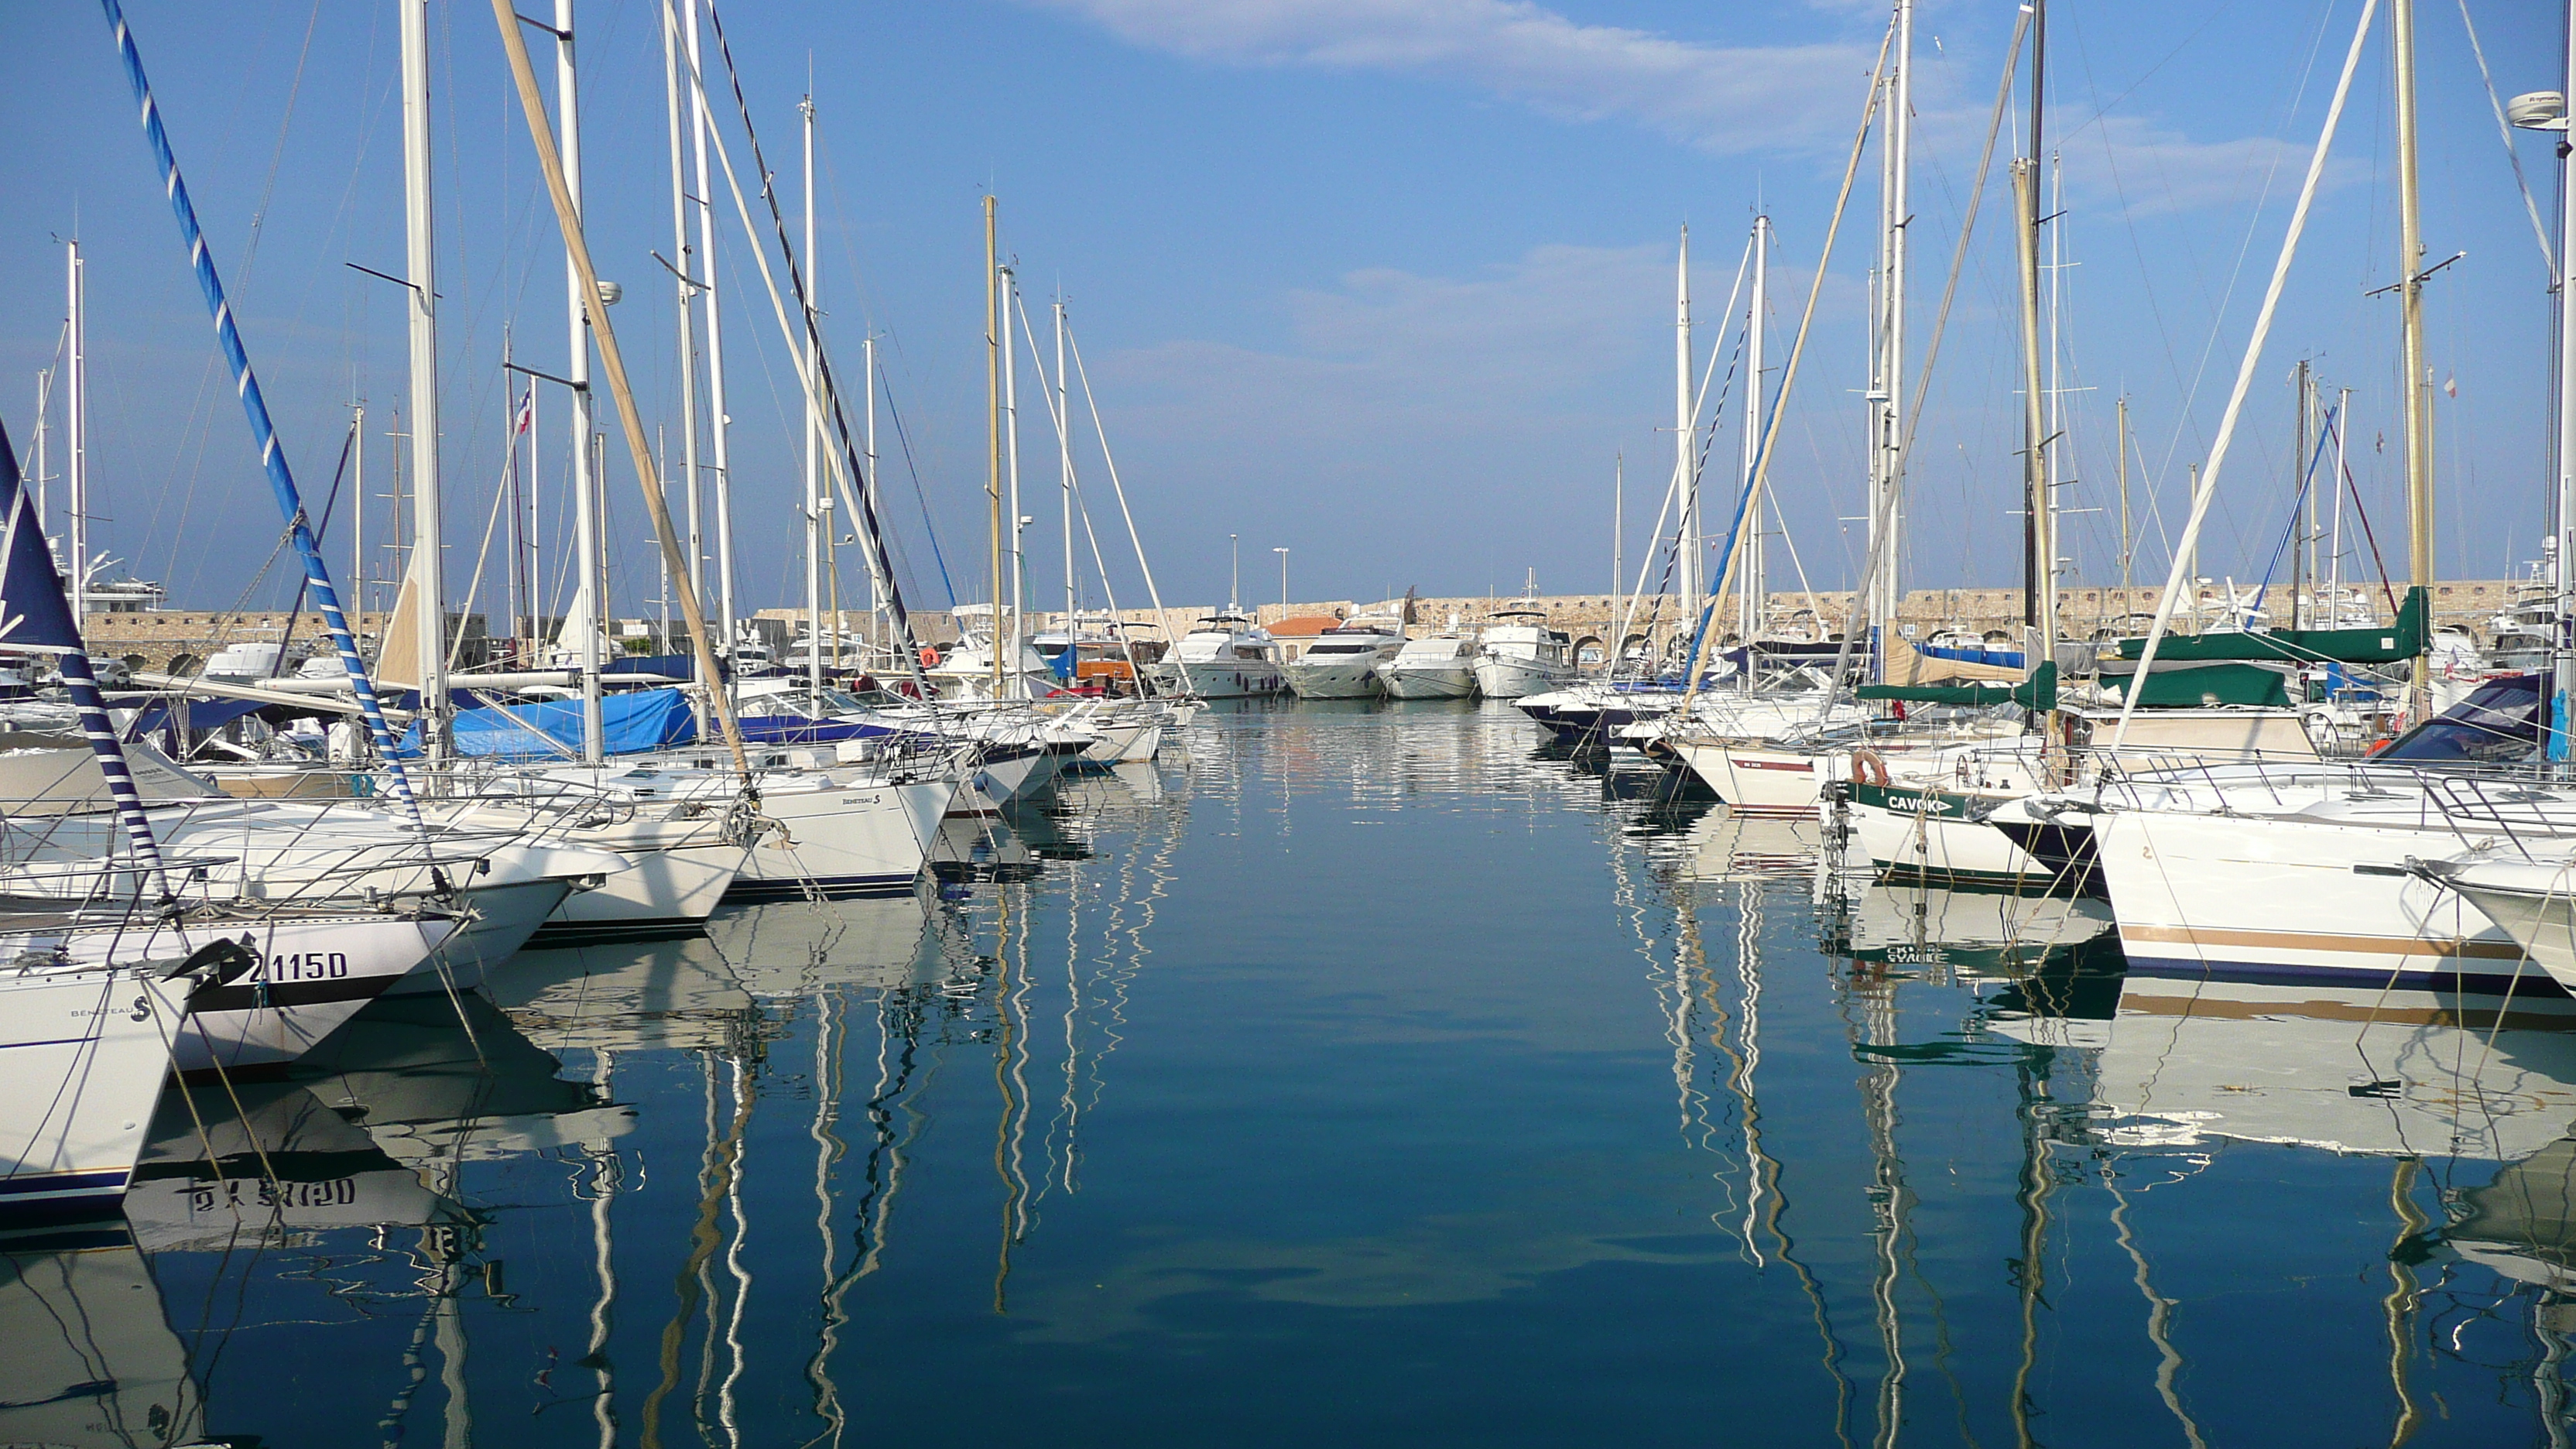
[[14, 701, 2576, 1446]]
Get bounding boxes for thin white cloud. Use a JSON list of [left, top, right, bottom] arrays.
[[1025, 0, 1880, 153]]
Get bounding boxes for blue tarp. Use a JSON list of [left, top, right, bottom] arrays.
[[425, 687, 699, 759]]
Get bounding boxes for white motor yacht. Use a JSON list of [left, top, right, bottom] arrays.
[[1282, 616, 1406, 700], [1473, 608, 1577, 699], [1155, 611, 1286, 698], [1376, 634, 1479, 699]]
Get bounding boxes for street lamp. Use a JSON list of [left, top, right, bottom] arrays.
[[2513, 77, 2574, 759], [1273, 547, 1290, 611]]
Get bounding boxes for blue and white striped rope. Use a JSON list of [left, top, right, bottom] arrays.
[[101, 0, 430, 835]]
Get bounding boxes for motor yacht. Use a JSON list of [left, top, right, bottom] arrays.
[[1376, 633, 1479, 699], [1281, 615, 1406, 700], [1472, 608, 1576, 699], [1154, 611, 1286, 698]]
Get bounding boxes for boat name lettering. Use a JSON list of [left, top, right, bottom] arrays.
[[190, 1176, 361, 1213], [256, 952, 350, 981]]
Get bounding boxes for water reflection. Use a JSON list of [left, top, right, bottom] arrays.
[[37, 708, 2576, 1444]]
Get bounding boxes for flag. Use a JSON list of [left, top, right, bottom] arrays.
[[513, 387, 535, 437], [0, 423, 87, 656]]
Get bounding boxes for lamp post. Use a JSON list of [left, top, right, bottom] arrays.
[[1228, 533, 1239, 614], [1274, 547, 1290, 612], [2511, 66, 2573, 759]]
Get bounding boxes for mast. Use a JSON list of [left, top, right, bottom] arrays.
[[2334, 386, 2350, 607], [2115, 394, 2129, 599], [400, 0, 448, 742], [352, 402, 366, 633], [802, 91, 823, 698], [1675, 227, 1698, 618], [2015, 0, 2055, 671], [2552, 4, 2576, 759], [2293, 359, 2311, 629], [562, 0, 603, 761], [1612, 452, 1622, 649], [1002, 268, 1024, 692], [64, 241, 86, 630], [666, 1, 703, 627], [864, 333, 878, 658], [1058, 300, 1076, 638], [1742, 214, 1769, 688], [686, 0, 738, 659], [986, 195, 1005, 697], [2393, 0, 2433, 708], [1868, 1, 1911, 679]]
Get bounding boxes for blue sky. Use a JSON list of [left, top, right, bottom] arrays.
[[0, 0, 2564, 618]]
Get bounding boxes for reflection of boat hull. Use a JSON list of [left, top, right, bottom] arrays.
[[704, 895, 935, 995], [1842, 882, 2113, 978], [2088, 978, 2576, 1160], [492, 933, 755, 1054], [0, 1242, 200, 1447]]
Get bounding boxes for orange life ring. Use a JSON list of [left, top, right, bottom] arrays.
[[1850, 748, 1891, 787], [920, 645, 941, 668]]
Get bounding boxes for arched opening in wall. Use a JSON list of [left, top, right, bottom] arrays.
[[1619, 633, 1652, 663], [166, 652, 200, 678], [1572, 635, 1605, 666]]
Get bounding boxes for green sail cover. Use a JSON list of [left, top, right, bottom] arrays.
[[2110, 585, 2424, 663], [2099, 660, 2293, 707], [1857, 662, 2057, 710]]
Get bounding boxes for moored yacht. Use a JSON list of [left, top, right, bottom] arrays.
[[1376, 633, 1479, 699], [1281, 615, 1406, 699], [1154, 611, 1286, 697], [1472, 608, 1577, 699]]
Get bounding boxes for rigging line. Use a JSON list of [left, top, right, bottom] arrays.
[[2454, 0, 2557, 285], [2113, 0, 2379, 752], [1807, 5, 2027, 715], [880, 377, 957, 609]]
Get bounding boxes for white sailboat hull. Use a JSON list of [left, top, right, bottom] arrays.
[[728, 779, 946, 899], [0, 969, 182, 1218]]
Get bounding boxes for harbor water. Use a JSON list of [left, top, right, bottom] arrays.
[[16, 702, 2572, 1446]]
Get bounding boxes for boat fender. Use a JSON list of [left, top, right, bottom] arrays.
[[1850, 748, 1890, 787]]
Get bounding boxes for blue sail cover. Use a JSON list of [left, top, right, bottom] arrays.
[[433, 688, 699, 760]]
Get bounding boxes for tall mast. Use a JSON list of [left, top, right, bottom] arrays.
[[560, 0, 602, 760], [685, 0, 737, 657], [802, 91, 823, 698], [1612, 452, 1622, 639], [1057, 298, 1074, 632], [2334, 387, 2350, 606], [2393, 0, 2432, 707], [351, 402, 365, 633], [1743, 213, 1769, 685], [1869, 0, 1910, 677], [986, 195, 1004, 697], [1003, 268, 1023, 690], [400, 0, 448, 738], [1675, 227, 1698, 615], [2016, 0, 2055, 665], [863, 333, 878, 656], [2555, 0, 2576, 757], [2293, 359, 2311, 629], [667, 0, 704, 622], [2115, 394, 2130, 598], [65, 240, 86, 630]]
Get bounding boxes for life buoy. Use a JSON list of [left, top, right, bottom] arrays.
[[1850, 748, 1891, 787], [920, 645, 941, 668]]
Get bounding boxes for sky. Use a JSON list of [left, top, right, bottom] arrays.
[[0, 0, 2566, 622]]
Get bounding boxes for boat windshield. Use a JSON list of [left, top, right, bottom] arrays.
[[2375, 673, 2542, 766]]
